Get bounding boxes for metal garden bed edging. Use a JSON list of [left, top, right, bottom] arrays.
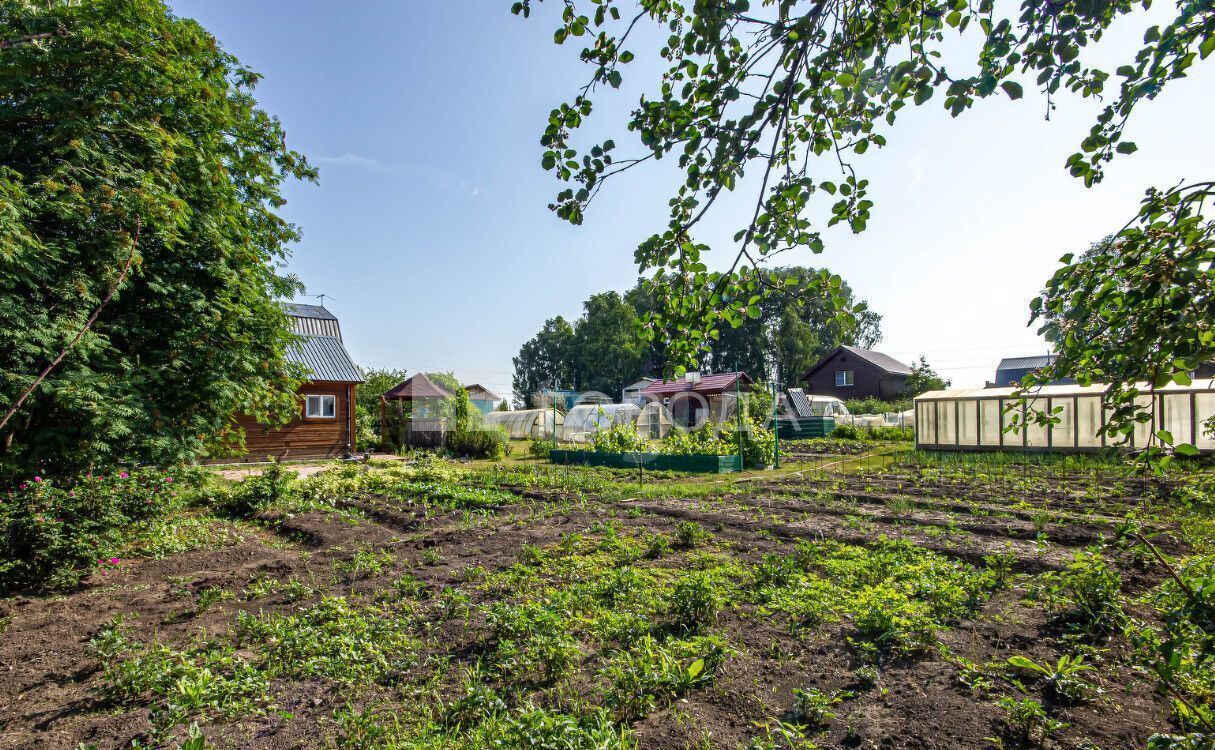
[[549, 449, 742, 473]]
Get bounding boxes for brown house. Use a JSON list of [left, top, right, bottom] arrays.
[[800, 346, 911, 400], [226, 304, 363, 461]]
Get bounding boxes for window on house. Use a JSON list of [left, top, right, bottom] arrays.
[[835, 370, 854, 387], [305, 394, 336, 418]]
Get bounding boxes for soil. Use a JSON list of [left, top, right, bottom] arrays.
[[0, 461, 1187, 750]]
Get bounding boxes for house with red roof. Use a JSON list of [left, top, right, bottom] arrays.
[[641, 372, 753, 427]]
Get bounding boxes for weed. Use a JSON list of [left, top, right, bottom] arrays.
[[669, 571, 724, 631], [792, 686, 846, 727], [1006, 654, 1097, 704], [600, 633, 731, 719], [997, 697, 1065, 745], [675, 521, 711, 549]]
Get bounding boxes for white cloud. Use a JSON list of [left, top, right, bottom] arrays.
[[314, 153, 393, 173]]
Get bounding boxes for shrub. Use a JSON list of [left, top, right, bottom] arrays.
[[662, 419, 775, 468], [1040, 550, 1123, 632], [843, 397, 912, 415], [831, 423, 860, 440], [669, 571, 724, 631], [528, 440, 553, 459], [447, 427, 508, 460], [675, 521, 711, 549], [222, 460, 294, 518], [0, 468, 182, 589], [590, 424, 650, 453]]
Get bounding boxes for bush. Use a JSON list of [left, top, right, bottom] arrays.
[[446, 427, 508, 460], [831, 423, 860, 440], [222, 460, 295, 518], [528, 440, 553, 459], [844, 397, 912, 415], [590, 424, 650, 453], [669, 571, 723, 631], [0, 468, 183, 589], [661, 419, 776, 468]]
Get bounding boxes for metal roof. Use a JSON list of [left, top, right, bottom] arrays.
[[914, 378, 1215, 401], [283, 302, 337, 321], [383, 372, 453, 400], [465, 384, 501, 401], [996, 355, 1057, 371], [642, 372, 752, 396], [802, 346, 912, 379], [286, 334, 364, 383]]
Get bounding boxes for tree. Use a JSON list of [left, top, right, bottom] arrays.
[[513, 0, 1215, 438], [1026, 187, 1215, 457], [512, 316, 576, 406], [704, 267, 881, 380], [572, 291, 646, 396], [0, 0, 314, 477], [903, 356, 951, 397]]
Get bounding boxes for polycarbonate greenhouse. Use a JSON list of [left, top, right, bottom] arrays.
[[636, 401, 675, 440], [560, 403, 642, 443], [483, 409, 563, 440], [914, 379, 1215, 453]]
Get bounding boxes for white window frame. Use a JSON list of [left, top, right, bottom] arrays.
[[835, 370, 854, 387], [304, 394, 336, 419]]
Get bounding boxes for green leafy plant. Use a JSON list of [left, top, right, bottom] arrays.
[[1006, 654, 1097, 704], [997, 697, 1065, 746], [669, 571, 724, 631], [792, 687, 845, 727]]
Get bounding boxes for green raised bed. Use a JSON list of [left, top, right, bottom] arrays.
[[549, 449, 742, 473], [775, 416, 836, 439]]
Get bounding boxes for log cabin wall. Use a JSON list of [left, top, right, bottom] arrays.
[[223, 381, 356, 462]]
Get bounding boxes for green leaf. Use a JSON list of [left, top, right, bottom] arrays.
[[914, 85, 933, 105], [1115, 142, 1138, 154], [1175, 443, 1200, 457], [687, 658, 704, 679], [1001, 81, 1023, 100], [1156, 429, 1174, 445]]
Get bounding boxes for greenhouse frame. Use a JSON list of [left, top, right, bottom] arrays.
[[914, 379, 1215, 454], [483, 409, 563, 440], [559, 403, 642, 443]]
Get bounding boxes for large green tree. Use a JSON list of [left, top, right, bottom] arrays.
[[514, 0, 1214, 445], [512, 315, 577, 406], [0, 0, 314, 476], [572, 291, 647, 395], [703, 266, 881, 380]]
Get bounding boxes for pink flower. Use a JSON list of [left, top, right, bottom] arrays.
[[18, 484, 26, 490], [33, 476, 42, 483], [118, 472, 129, 479], [165, 477, 174, 483], [109, 557, 119, 565], [100, 571, 108, 577]]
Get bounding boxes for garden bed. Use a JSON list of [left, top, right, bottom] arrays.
[[549, 449, 742, 473]]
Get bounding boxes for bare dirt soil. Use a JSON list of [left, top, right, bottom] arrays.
[[0, 460, 1191, 750]]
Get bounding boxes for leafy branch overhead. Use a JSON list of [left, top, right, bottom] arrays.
[[513, 0, 1215, 371]]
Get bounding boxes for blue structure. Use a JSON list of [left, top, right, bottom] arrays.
[[994, 355, 1073, 387]]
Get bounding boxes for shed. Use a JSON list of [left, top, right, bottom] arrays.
[[642, 372, 753, 427], [914, 380, 1215, 453], [622, 377, 657, 406], [222, 303, 363, 462], [484, 409, 563, 440], [465, 384, 502, 415], [800, 346, 910, 400]]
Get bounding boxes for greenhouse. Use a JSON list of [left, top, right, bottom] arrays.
[[914, 379, 1215, 453], [636, 401, 675, 440], [559, 403, 642, 443], [483, 409, 563, 440]]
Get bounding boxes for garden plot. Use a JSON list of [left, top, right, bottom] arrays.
[[0, 458, 1209, 750]]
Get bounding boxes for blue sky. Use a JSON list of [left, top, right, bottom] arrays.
[[170, 1, 1214, 395]]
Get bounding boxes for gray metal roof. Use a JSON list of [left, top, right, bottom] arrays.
[[996, 355, 1057, 371], [803, 345, 912, 378], [283, 302, 338, 321], [286, 334, 364, 383]]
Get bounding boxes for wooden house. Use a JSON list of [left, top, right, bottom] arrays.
[[800, 346, 911, 401], [465, 384, 502, 415], [225, 304, 363, 461]]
